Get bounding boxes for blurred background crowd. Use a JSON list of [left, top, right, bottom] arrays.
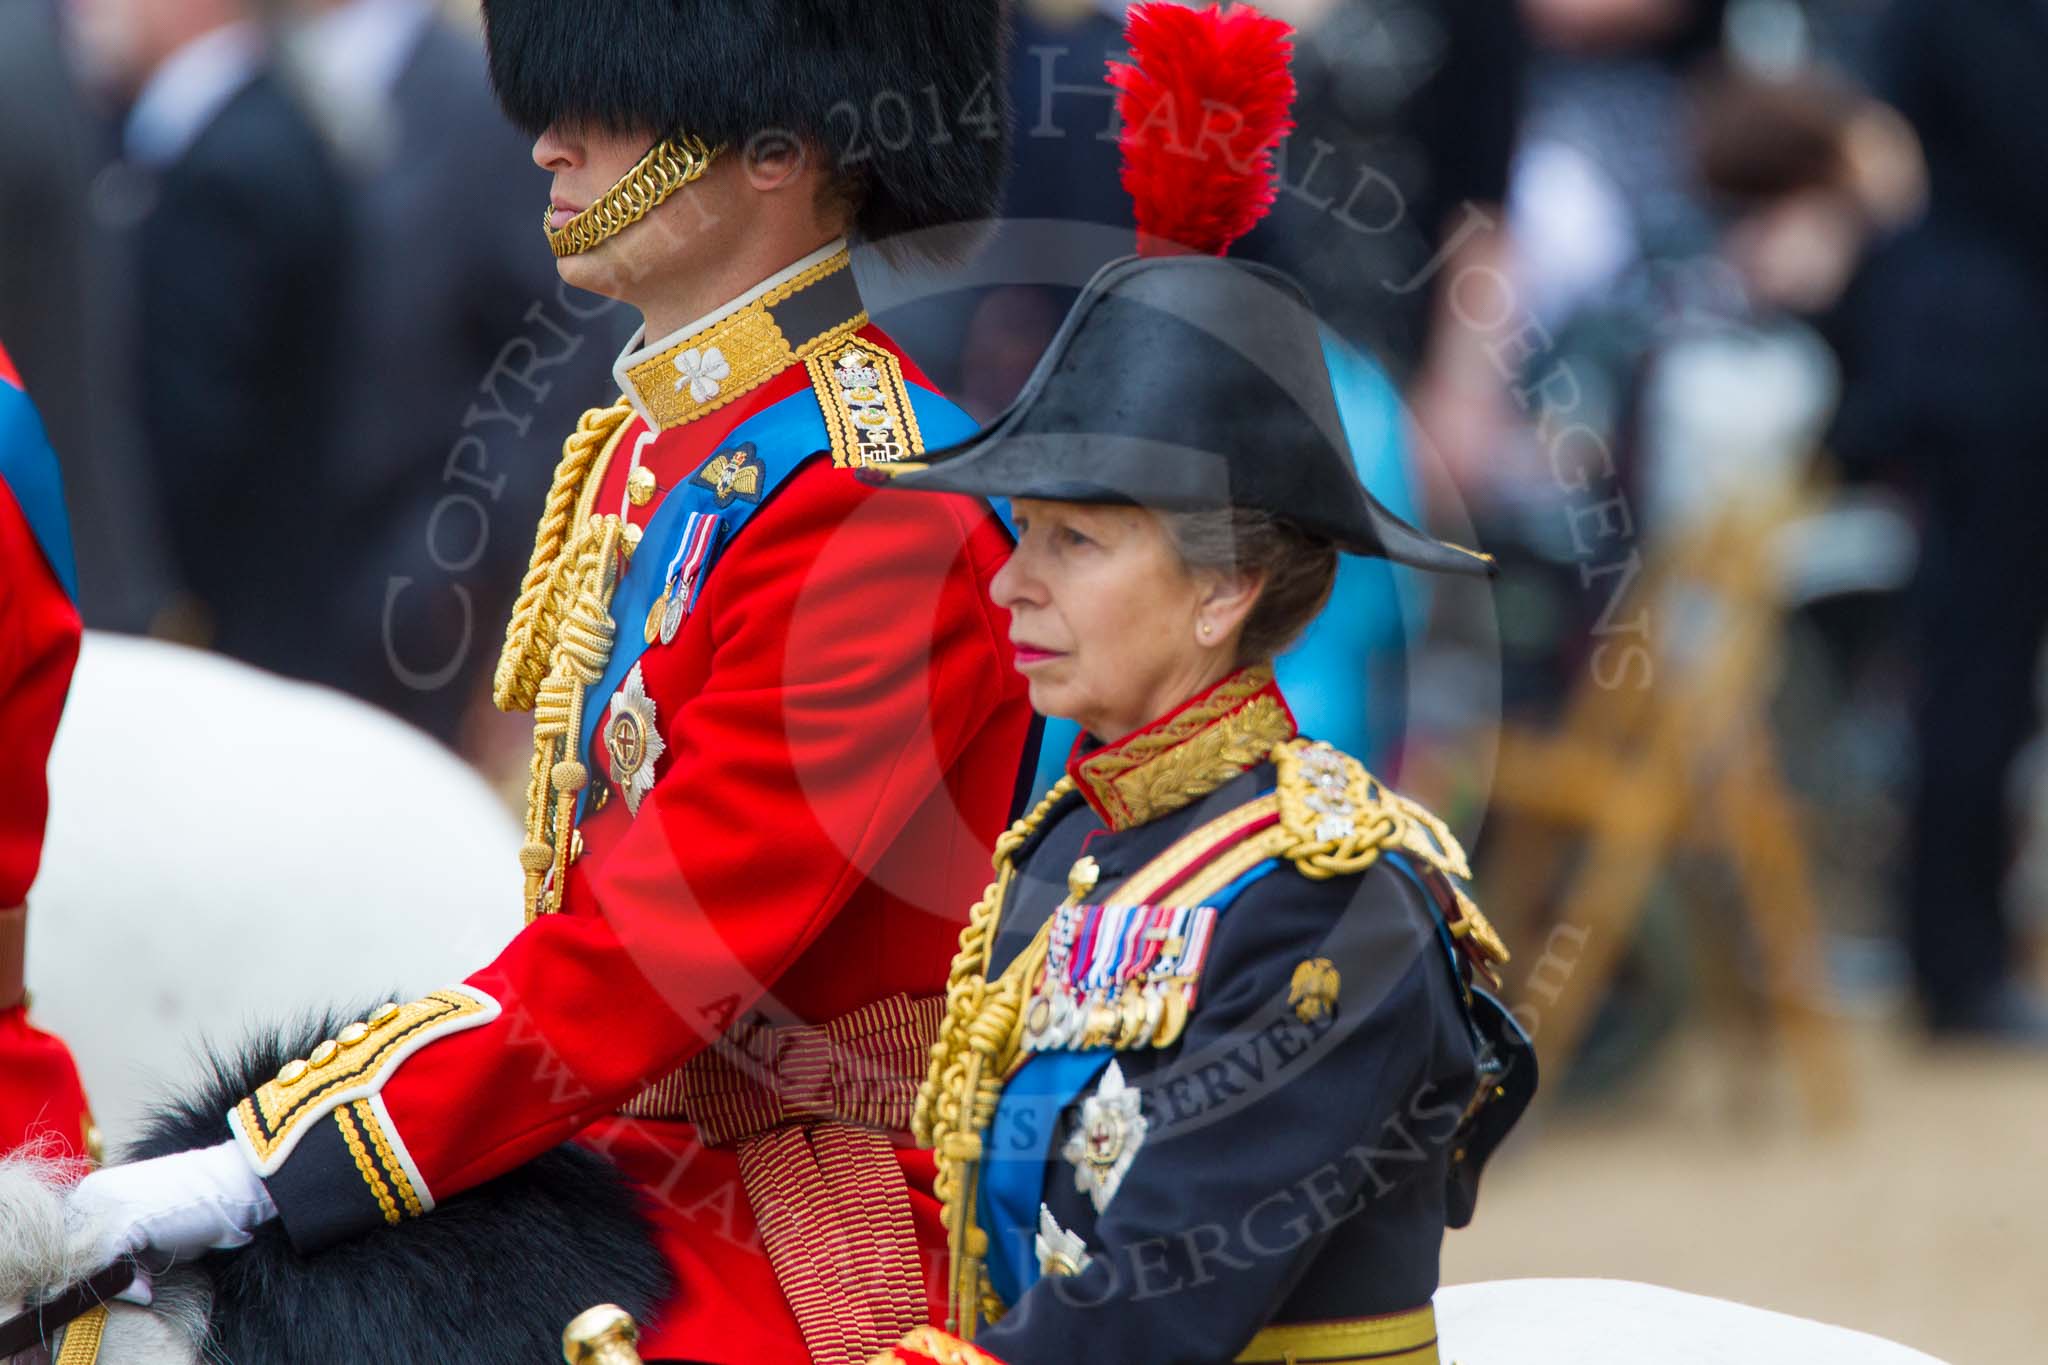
[[3, 0, 2044, 1356]]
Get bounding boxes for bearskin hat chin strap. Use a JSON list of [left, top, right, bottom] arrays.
[[545, 134, 720, 259]]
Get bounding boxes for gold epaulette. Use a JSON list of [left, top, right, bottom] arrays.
[[1272, 739, 1508, 967], [1272, 739, 1469, 880], [494, 398, 638, 713]]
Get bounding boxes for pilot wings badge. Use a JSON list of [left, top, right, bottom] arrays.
[[693, 443, 763, 507]]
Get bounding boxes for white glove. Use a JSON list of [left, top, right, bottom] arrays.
[[67, 1140, 277, 1285]]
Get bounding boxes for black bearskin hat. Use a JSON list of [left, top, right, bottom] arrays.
[[481, 0, 1011, 256]]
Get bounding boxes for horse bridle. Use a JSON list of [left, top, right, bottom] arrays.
[[0, 1262, 134, 1360]]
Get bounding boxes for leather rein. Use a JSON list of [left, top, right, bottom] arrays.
[[0, 1261, 135, 1358]]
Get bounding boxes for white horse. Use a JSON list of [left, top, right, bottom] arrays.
[[4, 636, 661, 1362], [0, 1167, 1954, 1365], [26, 633, 522, 1144], [0, 1155, 210, 1363]]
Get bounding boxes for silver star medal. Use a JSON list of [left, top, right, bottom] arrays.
[[604, 663, 666, 816], [659, 579, 687, 644], [1035, 1204, 1094, 1279], [1062, 1059, 1148, 1214]]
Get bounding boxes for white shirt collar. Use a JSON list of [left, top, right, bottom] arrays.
[[611, 238, 851, 425], [123, 21, 265, 168]]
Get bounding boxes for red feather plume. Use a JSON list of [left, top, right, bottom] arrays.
[[1108, 2, 1298, 257]]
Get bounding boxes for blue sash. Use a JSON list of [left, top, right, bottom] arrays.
[[0, 378, 77, 601], [978, 852, 1283, 1305], [578, 382, 983, 798]]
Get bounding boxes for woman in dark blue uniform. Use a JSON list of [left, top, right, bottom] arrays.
[[865, 12, 1535, 1363]]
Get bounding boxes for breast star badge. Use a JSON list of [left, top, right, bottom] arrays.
[[1289, 957, 1341, 1024], [1062, 1059, 1148, 1214], [604, 663, 665, 816]]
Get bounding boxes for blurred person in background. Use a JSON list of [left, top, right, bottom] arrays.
[[1505, 0, 1729, 403], [0, 0, 172, 632], [68, 0, 349, 680], [1828, 0, 2048, 1040], [279, 0, 626, 752], [1481, 0, 1735, 730]]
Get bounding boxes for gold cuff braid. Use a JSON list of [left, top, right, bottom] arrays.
[[546, 134, 719, 258]]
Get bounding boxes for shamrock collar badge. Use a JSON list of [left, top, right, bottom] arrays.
[[673, 346, 731, 404]]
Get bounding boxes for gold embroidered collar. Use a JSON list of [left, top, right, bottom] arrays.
[[612, 240, 869, 433], [1070, 666, 1299, 832]]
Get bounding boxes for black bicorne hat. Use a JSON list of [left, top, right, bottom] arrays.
[[876, 1, 1490, 575], [881, 253, 1493, 576], [479, 0, 1011, 256]]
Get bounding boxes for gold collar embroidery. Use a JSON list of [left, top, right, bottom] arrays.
[[1070, 666, 1298, 832], [615, 245, 869, 433]]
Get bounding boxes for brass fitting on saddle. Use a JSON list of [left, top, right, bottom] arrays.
[[562, 1304, 645, 1365]]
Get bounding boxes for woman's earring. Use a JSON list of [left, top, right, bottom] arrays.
[[1199, 622, 1214, 640]]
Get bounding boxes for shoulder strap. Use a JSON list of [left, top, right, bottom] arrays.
[[806, 340, 979, 471]]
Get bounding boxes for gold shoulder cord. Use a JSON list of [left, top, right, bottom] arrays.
[[913, 777, 1075, 1335], [495, 399, 639, 921]]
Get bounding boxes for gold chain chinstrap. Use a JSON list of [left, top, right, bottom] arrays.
[[547, 134, 720, 259]]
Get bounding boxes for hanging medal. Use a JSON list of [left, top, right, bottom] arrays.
[[646, 510, 723, 647]]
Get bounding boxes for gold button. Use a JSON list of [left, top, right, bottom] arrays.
[[621, 521, 643, 554], [277, 1059, 309, 1085], [309, 1040, 340, 1069], [367, 1002, 401, 1027], [627, 466, 658, 506], [1067, 856, 1101, 901], [338, 1022, 370, 1047], [570, 830, 585, 865]]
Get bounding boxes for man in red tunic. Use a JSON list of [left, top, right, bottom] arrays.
[[0, 340, 91, 1163], [69, 4, 1027, 1361]]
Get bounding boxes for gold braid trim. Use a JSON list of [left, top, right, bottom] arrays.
[[1071, 666, 1289, 831], [496, 400, 636, 713], [52, 1305, 108, 1365]]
